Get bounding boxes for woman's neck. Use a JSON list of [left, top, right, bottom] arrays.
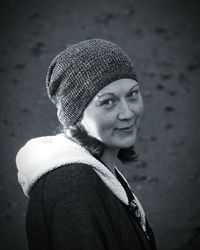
[[100, 147, 119, 175]]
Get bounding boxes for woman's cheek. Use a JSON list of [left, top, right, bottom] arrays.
[[99, 115, 116, 134], [135, 96, 144, 117]]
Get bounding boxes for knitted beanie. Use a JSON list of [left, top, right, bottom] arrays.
[[46, 39, 137, 127]]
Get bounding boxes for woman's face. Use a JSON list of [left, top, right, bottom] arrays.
[[81, 78, 144, 149]]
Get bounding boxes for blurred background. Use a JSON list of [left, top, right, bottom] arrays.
[[0, 0, 200, 249]]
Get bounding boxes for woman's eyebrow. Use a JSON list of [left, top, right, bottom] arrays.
[[96, 83, 139, 99], [128, 83, 139, 92], [96, 92, 115, 99]]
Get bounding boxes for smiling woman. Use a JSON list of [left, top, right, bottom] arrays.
[[81, 78, 143, 151], [16, 39, 157, 250]]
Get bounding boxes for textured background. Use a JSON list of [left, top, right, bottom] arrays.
[[0, 0, 200, 249]]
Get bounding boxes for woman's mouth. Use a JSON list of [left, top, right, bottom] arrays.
[[114, 124, 134, 134]]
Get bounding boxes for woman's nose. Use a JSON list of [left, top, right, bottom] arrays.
[[118, 101, 134, 120]]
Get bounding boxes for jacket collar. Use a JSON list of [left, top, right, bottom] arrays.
[[16, 133, 129, 205]]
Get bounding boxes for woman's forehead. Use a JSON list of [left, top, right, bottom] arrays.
[[97, 78, 138, 96]]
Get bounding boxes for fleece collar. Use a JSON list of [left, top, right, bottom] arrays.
[[16, 133, 130, 205]]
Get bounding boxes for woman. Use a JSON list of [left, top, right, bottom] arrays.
[[16, 39, 157, 250]]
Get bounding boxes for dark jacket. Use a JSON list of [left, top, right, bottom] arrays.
[[16, 134, 157, 250]]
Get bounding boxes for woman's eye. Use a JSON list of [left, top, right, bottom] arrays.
[[100, 99, 115, 108], [128, 89, 139, 98]]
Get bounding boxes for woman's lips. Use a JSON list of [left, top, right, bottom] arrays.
[[114, 124, 134, 133]]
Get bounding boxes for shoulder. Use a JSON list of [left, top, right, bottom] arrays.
[[29, 163, 104, 201], [45, 163, 100, 188]]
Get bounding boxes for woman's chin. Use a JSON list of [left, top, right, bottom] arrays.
[[110, 135, 136, 149], [118, 139, 136, 148], [117, 131, 137, 148]]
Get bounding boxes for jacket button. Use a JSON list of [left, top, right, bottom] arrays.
[[130, 200, 137, 208], [135, 210, 141, 218]]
